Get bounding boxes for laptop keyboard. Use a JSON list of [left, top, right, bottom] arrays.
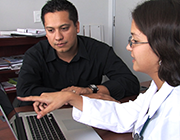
[[26, 114, 66, 140]]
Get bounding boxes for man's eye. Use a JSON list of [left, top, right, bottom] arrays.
[[61, 27, 69, 31], [47, 29, 54, 33]]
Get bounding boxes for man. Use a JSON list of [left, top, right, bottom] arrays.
[[16, 0, 140, 106]]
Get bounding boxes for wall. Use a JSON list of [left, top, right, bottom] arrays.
[[0, 0, 46, 30], [114, 0, 151, 82], [0, 0, 110, 45]]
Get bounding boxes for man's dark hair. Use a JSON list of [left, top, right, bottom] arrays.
[[132, 0, 180, 86], [41, 0, 78, 26]]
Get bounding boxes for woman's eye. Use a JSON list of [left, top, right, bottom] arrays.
[[132, 39, 138, 43]]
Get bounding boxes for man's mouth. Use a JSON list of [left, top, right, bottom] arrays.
[[55, 42, 67, 47]]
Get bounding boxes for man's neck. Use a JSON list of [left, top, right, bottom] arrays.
[[57, 47, 78, 63]]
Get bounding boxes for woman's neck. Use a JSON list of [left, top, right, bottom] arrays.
[[153, 77, 164, 91]]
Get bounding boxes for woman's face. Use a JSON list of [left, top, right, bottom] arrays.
[[126, 20, 159, 77]]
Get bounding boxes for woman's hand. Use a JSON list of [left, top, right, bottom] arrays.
[[17, 91, 71, 119], [17, 91, 83, 119]]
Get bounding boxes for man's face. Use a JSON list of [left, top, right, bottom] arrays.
[[44, 11, 80, 55]]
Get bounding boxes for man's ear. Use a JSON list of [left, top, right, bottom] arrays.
[[76, 21, 80, 33]]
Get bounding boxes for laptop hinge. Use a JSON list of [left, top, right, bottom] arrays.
[[15, 115, 27, 140], [0, 115, 5, 122]]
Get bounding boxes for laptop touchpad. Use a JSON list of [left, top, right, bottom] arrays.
[[62, 119, 87, 130]]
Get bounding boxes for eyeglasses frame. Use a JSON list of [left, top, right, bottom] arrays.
[[128, 36, 148, 47]]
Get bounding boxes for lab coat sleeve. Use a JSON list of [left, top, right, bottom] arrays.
[[72, 94, 146, 133]]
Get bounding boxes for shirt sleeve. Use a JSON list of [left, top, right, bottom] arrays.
[[72, 95, 146, 133], [102, 48, 140, 100]]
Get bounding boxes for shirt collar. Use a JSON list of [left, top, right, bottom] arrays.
[[72, 36, 90, 62], [45, 35, 90, 63], [46, 42, 57, 62]]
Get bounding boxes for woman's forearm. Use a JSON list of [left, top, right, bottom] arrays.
[[68, 93, 83, 111]]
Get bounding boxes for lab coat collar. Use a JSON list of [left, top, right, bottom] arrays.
[[148, 81, 174, 118], [134, 81, 157, 133], [134, 81, 174, 134]]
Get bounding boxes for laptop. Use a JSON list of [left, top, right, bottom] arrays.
[[0, 96, 102, 140]]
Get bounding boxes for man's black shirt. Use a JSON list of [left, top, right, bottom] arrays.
[[17, 35, 140, 106]]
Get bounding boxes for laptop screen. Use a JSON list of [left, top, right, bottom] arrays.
[[0, 105, 18, 140], [0, 86, 14, 116]]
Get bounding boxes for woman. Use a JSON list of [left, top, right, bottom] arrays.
[[18, 0, 180, 139]]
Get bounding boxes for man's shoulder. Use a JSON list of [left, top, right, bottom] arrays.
[[26, 39, 51, 53], [78, 35, 111, 50], [24, 39, 56, 62], [78, 35, 107, 44], [32, 39, 49, 49]]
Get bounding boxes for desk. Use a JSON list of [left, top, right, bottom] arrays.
[[0, 81, 151, 140]]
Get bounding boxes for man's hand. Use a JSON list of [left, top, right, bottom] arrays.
[[61, 86, 119, 102], [61, 86, 92, 95]]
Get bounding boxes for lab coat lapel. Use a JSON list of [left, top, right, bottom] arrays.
[[134, 81, 174, 134], [134, 81, 157, 133], [148, 82, 174, 118]]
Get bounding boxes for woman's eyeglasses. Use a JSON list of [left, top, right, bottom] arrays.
[[128, 36, 148, 47]]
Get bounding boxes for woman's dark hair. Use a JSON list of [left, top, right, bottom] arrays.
[[41, 0, 78, 26], [132, 0, 180, 86]]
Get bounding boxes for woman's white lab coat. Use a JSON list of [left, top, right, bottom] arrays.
[[72, 81, 180, 140]]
